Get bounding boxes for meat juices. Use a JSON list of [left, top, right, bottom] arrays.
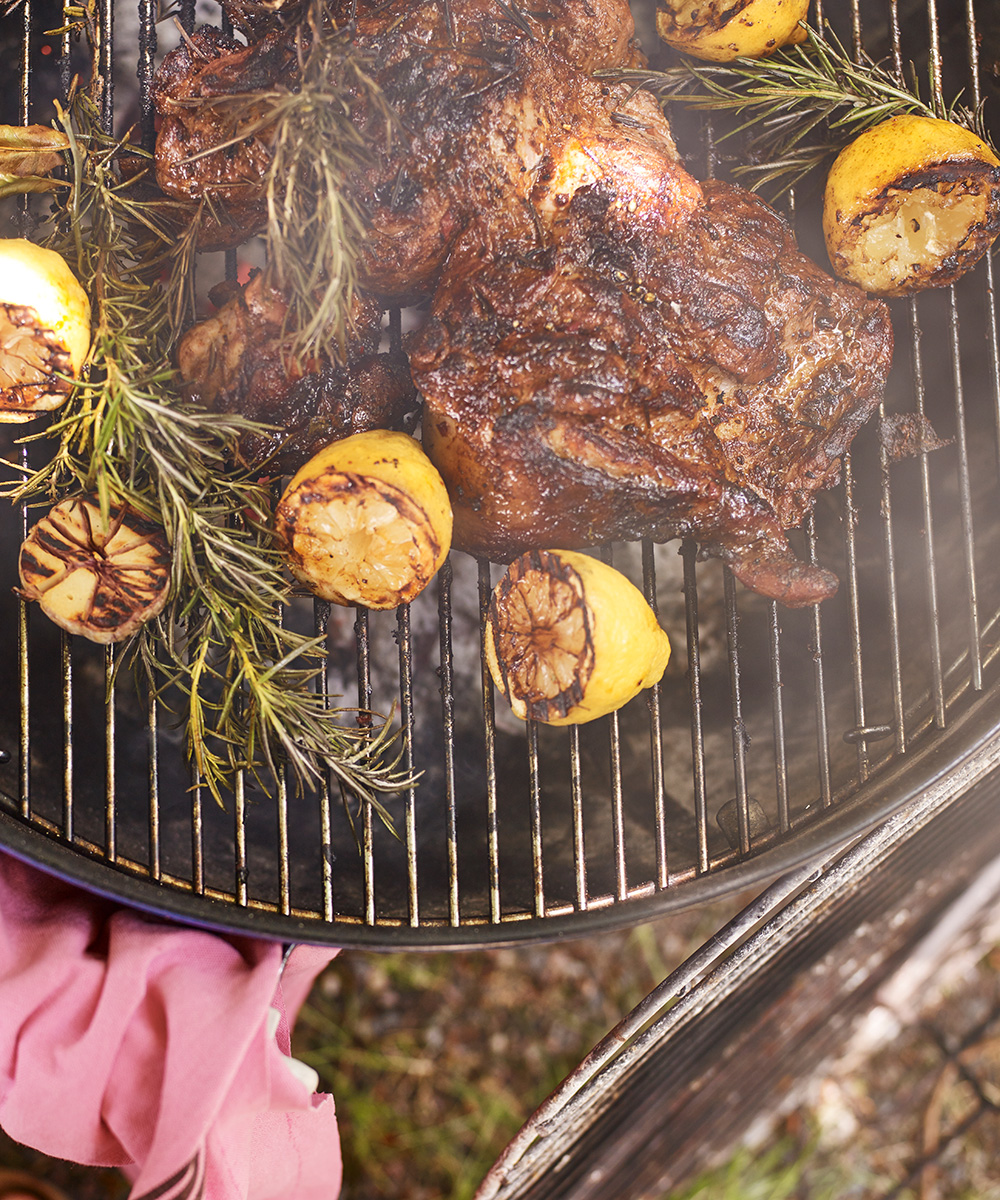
[[155, 0, 893, 607]]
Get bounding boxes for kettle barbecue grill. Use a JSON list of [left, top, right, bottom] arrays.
[[0, 0, 998, 957]]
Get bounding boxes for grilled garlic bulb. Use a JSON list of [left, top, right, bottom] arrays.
[[0, 238, 91, 423], [823, 114, 1000, 297], [656, 0, 809, 62], [274, 429, 453, 609], [18, 496, 172, 643], [484, 549, 671, 726]]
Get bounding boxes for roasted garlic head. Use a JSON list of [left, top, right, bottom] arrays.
[[656, 0, 809, 62], [823, 114, 1000, 297], [484, 549, 671, 726], [274, 429, 453, 609], [18, 496, 172, 643], [0, 238, 91, 422]]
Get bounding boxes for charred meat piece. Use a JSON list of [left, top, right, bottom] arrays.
[[411, 184, 892, 608], [152, 26, 297, 249], [152, 0, 651, 277], [177, 272, 418, 474], [636, 180, 895, 530], [349, 33, 692, 301]]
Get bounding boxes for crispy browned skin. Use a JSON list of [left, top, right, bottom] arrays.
[[157, 0, 894, 606], [177, 273, 417, 473]]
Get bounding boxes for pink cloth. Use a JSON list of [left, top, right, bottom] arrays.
[[0, 850, 342, 1199]]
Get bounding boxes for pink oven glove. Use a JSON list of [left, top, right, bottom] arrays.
[[0, 849, 342, 1199]]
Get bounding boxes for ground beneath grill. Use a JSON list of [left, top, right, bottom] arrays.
[[2, 889, 1000, 1199]]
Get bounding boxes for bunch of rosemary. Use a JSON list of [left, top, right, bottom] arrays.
[[2, 93, 410, 815], [616, 23, 993, 196]]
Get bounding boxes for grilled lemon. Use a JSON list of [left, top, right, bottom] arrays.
[[274, 429, 453, 609], [656, 0, 809, 62], [484, 549, 671, 726], [18, 496, 172, 643], [0, 238, 91, 423], [823, 114, 1000, 297]]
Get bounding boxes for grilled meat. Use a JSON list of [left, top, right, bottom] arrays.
[[411, 183, 892, 608], [152, 26, 295, 250], [156, 0, 895, 605], [177, 272, 418, 473]]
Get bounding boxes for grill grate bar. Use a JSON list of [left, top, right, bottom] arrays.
[[18, 445, 29, 820], [876, 390, 906, 757], [961, 0, 1000, 499], [603, 546, 628, 899], [768, 603, 790, 834], [354, 606, 377, 923], [806, 514, 833, 809], [681, 541, 709, 874], [642, 539, 668, 888], [723, 570, 751, 856], [396, 602, 420, 925], [841, 453, 870, 781], [569, 726, 587, 909], [277, 771, 291, 917], [98, 0, 114, 132], [104, 646, 117, 862], [477, 560, 502, 923], [526, 720, 544, 918], [138, 0, 156, 147], [926, 0, 943, 103], [234, 770, 248, 906], [19, 0, 30, 128], [315, 600, 335, 921], [61, 635, 72, 841], [947, 285, 983, 690], [909, 298, 947, 728], [608, 709, 627, 901], [190, 766, 205, 896], [147, 681, 160, 882], [435, 562, 461, 926]]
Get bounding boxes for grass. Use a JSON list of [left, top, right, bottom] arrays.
[[292, 908, 738, 1200]]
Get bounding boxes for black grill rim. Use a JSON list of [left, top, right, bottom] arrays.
[[4, 653, 1000, 950]]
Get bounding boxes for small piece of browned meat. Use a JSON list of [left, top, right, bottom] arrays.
[[177, 272, 418, 473], [153, 26, 296, 250]]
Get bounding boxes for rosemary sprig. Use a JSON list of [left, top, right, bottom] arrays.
[[180, 3, 400, 364], [612, 23, 992, 195], [2, 94, 412, 818]]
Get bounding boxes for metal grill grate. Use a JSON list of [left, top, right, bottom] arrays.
[[1, 0, 999, 948]]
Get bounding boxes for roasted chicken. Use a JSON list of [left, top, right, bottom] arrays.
[[157, 0, 894, 607]]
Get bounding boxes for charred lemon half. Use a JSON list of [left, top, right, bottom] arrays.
[[656, 0, 809, 62], [18, 496, 172, 643], [484, 549, 671, 726], [0, 238, 91, 422], [823, 114, 1000, 297], [275, 429, 453, 609]]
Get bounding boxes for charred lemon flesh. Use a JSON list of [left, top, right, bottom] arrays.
[[274, 429, 453, 609]]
